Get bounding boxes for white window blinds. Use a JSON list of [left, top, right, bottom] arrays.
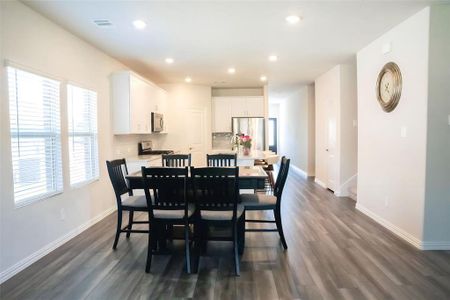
[[67, 84, 99, 186], [7, 66, 63, 204]]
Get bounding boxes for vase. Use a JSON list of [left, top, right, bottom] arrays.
[[243, 147, 251, 156]]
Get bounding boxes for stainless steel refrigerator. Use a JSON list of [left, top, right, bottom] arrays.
[[232, 117, 265, 151]]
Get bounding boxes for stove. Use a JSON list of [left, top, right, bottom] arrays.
[[138, 141, 174, 156]]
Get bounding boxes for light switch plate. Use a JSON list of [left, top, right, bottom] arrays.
[[401, 126, 407, 138], [382, 42, 392, 54]]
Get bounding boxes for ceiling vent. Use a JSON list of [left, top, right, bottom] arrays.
[[93, 19, 113, 27]]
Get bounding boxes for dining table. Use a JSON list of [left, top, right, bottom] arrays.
[[125, 165, 268, 190], [125, 165, 268, 255]]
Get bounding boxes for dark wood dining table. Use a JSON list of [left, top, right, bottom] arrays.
[[125, 166, 268, 190], [125, 166, 268, 256]]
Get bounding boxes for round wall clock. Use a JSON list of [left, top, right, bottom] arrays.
[[376, 62, 402, 112]]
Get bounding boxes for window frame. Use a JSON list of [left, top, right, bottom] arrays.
[[66, 83, 99, 188], [6, 63, 64, 208]]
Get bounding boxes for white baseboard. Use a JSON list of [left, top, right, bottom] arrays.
[[0, 206, 117, 284], [314, 178, 327, 189], [290, 165, 308, 179], [356, 203, 450, 250], [335, 174, 357, 197], [421, 242, 450, 250]]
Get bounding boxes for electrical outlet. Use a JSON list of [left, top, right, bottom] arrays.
[[127, 147, 132, 154], [384, 196, 389, 207], [60, 208, 66, 220], [352, 120, 357, 127]]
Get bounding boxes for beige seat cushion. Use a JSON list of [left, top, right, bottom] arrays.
[[240, 193, 277, 209], [121, 195, 147, 208], [200, 204, 244, 221], [154, 203, 195, 219]]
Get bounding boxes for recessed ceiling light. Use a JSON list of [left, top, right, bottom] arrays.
[[286, 15, 301, 24], [268, 55, 278, 62], [260, 76, 267, 82], [133, 20, 146, 29], [165, 58, 174, 64], [228, 67, 236, 74], [185, 77, 192, 83]]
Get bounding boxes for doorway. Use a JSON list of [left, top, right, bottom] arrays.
[[268, 118, 278, 153], [185, 109, 206, 166]]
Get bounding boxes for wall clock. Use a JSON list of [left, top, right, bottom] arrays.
[[376, 62, 402, 112]]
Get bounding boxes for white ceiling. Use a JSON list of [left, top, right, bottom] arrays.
[[24, 0, 433, 88]]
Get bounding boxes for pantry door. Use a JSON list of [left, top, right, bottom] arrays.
[[185, 109, 206, 166]]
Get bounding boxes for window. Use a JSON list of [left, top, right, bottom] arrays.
[[67, 84, 99, 186], [7, 66, 63, 205]]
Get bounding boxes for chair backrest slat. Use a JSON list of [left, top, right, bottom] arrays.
[[106, 159, 130, 202], [191, 167, 239, 217], [141, 167, 189, 217], [274, 157, 290, 200], [206, 154, 237, 167], [162, 154, 192, 167]]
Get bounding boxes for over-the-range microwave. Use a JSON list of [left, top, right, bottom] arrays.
[[151, 112, 164, 132]]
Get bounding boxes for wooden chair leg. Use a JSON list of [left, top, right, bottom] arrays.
[[126, 210, 134, 238], [274, 208, 288, 250], [184, 223, 191, 274], [233, 222, 240, 276], [146, 221, 154, 273], [112, 209, 122, 250], [238, 213, 245, 255]]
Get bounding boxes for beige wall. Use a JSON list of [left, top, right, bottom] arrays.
[[0, 1, 159, 280], [158, 84, 212, 158], [356, 7, 430, 244], [278, 85, 315, 175], [314, 63, 357, 194], [423, 5, 450, 244]]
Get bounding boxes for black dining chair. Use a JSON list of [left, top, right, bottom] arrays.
[[206, 153, 237, 167], [191, 166, 243, 276], [106, 159, 149, 250], [239, 157, 290, 249], [141, 166, 194, 274], [162, 154, 191, 167]]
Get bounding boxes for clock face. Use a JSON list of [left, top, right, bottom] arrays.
[[379, 70, 394, 103], [376, 62, 402, 112]]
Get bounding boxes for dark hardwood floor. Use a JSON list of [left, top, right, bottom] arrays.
[[1, 171, 449, 299]]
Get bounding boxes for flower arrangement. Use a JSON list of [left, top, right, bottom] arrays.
[[240, 135, 252, 149]]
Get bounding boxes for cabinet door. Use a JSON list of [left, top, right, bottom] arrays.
[[230, 97, 247, 117], [246, 97, 264, 117], [213, 97, 232, 132], [130, 74, 148, 133]]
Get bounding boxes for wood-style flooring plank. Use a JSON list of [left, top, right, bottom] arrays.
[[1, 171, 449, 300]]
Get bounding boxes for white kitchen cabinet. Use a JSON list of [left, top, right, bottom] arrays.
[[212, 96, 265, 132], [111, 71, 167, 134], [245, 97, 265, 117], [212, 97, 232, 132], [231, 96, 264, 117]]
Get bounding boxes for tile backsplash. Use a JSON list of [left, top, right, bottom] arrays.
[[212, 132, 234, 150]]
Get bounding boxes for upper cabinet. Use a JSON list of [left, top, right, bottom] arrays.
[[111, 71, 167, 134], [212, 96, 265, 132]]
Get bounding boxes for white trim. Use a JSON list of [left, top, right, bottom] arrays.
[[314, 178, 327, 189], [356, 203, 450, 250], [290, 164, 308, 178], [335, 174, 357, 197], [421, 242, 450, 250], [0, 206, 116, 284]]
